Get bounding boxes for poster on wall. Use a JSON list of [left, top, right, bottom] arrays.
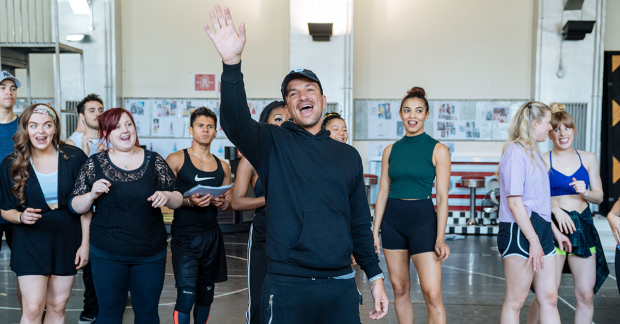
[[484, 103, 510, 123], [153, 100, 178, 117], [124, 99, 151, 136], [434, 102, 460, 121], [179, 100, 207, 118], [435, 120, 480, 140], [441, 141, 457, 156], [368, 101, 400, 139], [367, 141, 396, 159], [151, 117, 184, 138], [194, 74, 217, 92]]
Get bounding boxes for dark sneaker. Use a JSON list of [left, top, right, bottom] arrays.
[[79, 313, 96, 324]]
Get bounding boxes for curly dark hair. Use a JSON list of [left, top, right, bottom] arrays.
[[77, 93, 104, 115], [322, 112, 344, 128]]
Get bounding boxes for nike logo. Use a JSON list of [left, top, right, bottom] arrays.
[[195, 175, 215, 182]]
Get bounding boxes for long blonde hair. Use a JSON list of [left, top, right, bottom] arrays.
[[11, 104, 68, 206], [497, 101, 550, 176]]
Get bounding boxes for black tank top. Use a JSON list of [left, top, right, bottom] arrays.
[[172, 149, 225, 236]]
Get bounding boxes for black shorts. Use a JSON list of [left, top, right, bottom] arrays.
[[0, 223, 14, 251], [171, 229, 228, 288], [497, 212, 556, 260], [380, 198, 437, 255]]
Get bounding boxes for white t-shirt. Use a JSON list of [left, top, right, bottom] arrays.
[[68, 131, 110, 157]]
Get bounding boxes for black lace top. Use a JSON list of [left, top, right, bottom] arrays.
[[70, 149, 179, 257]]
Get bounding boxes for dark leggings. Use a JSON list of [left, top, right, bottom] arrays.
[[247, 223, 268, 324], [91, 258, 165, 324]]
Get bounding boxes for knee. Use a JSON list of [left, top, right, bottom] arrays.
[[22, 301, 44, 320], [536, 291, 558, 308], [422, 289, 443, 308], [175, 287, 197, 314], [389, 280, 410, 298], [196, 284, 215, 306], [46, 299, 69, 314], [504, 295, 527, 313], [575, 290, 593, 306]]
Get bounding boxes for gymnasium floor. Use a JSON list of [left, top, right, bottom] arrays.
[[0, 234, 617, 323]]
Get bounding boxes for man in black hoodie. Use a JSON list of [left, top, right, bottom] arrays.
[[204, 5, 389, 323]]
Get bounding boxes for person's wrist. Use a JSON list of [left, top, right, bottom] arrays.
[[223, 57, 241, 65], [18, 212, 23, 224], [583, 190, 589, 198], [526, 235, 539, 242]]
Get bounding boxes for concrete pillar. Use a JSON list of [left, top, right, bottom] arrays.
[[289, 0, 354, 141]]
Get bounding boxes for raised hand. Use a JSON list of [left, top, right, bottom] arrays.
[[204, 5, 246, 65]]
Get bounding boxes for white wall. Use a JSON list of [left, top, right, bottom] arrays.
[[121, 0, 290, 99], [606, 0, 620, 50], [353, 0, 535, 100]]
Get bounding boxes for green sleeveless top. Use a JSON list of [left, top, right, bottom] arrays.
[[388, 132, 438, 199]]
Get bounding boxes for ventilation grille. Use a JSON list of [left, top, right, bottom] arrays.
[[62, 101, 79, 137], [564, 102, 587, 151]]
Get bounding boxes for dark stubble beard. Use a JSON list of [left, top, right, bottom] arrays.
[[295, 112, 322, 128], [85, 119, 98, 131]]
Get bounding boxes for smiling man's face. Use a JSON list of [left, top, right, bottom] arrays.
[[284, 77, 326, 129]]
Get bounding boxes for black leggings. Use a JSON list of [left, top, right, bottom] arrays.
[[246, 222, 268, 324], [91, 258, 165, 324]]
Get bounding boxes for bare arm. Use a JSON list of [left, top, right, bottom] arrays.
[[372, 145, 392, 254], [212, 159, 233, 212], [507, 196, 545, 271], [1, 208, 41, 224], [433, 144, 451, 261], [581, 152, 603, 204], [607, 199, 620, 244], [231, 157, 265, 211], [75, 209, 93, 269]]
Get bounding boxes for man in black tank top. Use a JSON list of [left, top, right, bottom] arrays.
[[165, 107, 233, 324]]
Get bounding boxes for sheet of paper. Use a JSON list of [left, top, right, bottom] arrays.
[[183, 184, 233, 198]]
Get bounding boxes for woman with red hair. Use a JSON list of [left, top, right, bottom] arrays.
[[70, 108, 183, 324]]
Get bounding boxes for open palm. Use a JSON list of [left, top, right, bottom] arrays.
[[204, 5, 246, 65]]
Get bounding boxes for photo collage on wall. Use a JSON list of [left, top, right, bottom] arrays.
[[123, 98, 280, 140]]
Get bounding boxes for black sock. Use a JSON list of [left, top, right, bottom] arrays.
[[193, 304, 211, 324]]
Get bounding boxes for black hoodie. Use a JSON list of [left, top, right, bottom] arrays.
[[220, 62, 382, 279]]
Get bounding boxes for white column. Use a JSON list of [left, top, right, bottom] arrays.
[[533, 0, 606, 156], [289, 0, 354, 141]]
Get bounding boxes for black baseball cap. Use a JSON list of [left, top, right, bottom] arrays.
[[280, 68, 323, 101]]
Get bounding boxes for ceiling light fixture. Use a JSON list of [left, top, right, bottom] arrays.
[[66, 34, 91, 42]]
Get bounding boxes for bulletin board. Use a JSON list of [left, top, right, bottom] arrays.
[[354, 99, 527, 141], [122, 98, 280, 159]]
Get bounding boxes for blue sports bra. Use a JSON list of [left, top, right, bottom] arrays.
[[549, 150, 590, 197]]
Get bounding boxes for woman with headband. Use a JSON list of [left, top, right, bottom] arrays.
[[69, 108, 183, 324], [372, 87, 451, 324], [527, 103, 607, 324], [0, 104, 90, 323], [231, 100, 290, 324], [496, 102, 562, 323], [322, 112, 348, 143]]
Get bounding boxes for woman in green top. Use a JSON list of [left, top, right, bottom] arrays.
[[372, 87, 451, 324]]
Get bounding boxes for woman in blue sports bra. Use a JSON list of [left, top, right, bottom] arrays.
[[527, 103, 608, 324]]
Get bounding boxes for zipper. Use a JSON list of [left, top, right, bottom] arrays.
[[268, 294, 274, 324]]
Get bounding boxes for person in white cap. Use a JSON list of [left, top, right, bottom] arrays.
[[0, 70, 22, 308]]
